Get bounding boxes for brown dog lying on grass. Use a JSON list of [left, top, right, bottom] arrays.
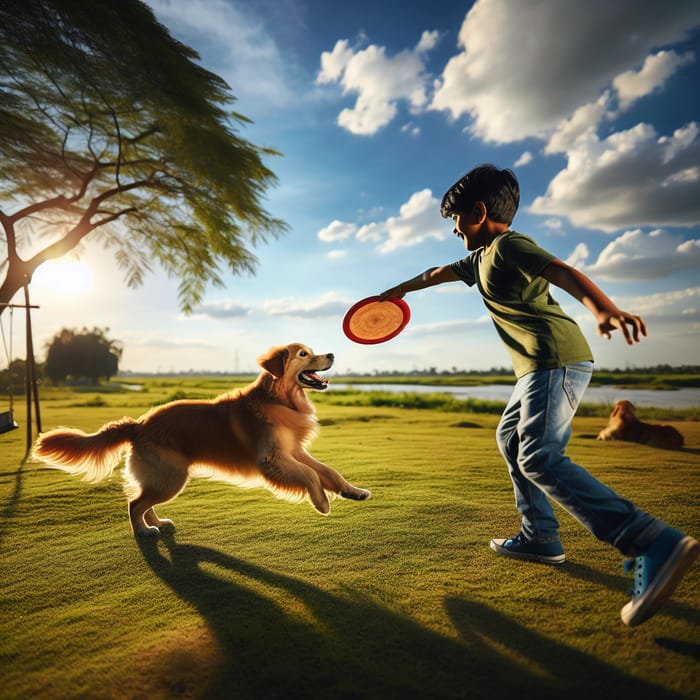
[[597, 399, 684, 450], [34, 343, 371, 535]]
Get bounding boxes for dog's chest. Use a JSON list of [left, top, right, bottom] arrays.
[[268, 408, 319, 450]]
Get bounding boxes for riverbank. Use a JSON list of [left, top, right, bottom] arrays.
[[329, 382, 700, 411]]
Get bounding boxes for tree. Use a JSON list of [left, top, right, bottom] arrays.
[[0, 0, 287, 316], [45, 327, 122, 384]]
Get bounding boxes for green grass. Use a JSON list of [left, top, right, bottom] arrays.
[[1, 381, 699, 699]]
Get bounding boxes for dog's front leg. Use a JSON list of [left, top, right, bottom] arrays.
[[296, 450, 371, 502], [259, 452, 332, 515]]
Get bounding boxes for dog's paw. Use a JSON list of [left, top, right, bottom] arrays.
[[135, 525, 161, 537], [154, 518, 175, 531], [342, 488, 371, 501]]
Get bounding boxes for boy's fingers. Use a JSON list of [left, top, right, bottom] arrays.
[[636, 315, 648, 337], [615, 316, 634, 344], [626, 315, 646, 343]]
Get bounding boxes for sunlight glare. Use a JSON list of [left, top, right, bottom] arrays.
[[33, 260, 94, 296]]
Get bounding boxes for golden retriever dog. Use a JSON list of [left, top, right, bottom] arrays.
[[34, 343, 371, 535], [597, 399, 684, 450]]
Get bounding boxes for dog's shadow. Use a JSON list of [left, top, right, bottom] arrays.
[[138, 533, 468, 698], [137, 535, 688, 699]]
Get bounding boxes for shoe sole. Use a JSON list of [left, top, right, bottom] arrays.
[[621, 535, 699, 627], [489, 538, 566, 565]]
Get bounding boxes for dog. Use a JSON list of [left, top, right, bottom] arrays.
[[596, 399, 684, 450], [34, 343, 371, 535]]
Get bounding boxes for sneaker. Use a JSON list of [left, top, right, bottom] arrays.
[[490, 532, 565, 565], [621, 527, 699, 627]]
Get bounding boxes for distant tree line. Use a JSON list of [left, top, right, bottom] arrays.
[[349, 364, 700, 378]]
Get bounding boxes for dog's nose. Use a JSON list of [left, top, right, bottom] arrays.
[[326, 353, 334, 362]]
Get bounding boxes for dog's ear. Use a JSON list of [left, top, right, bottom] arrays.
[[258, 347, 289, 378]]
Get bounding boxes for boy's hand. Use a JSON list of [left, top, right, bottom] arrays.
[[379, 284, 405, 300], [596, 311, 647, 345]]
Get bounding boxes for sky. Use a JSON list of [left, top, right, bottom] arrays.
[[14, 0, 700, 375]]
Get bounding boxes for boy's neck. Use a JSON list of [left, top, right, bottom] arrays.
[[482, 221, 510, 248]]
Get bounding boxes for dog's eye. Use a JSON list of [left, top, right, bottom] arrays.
[[299, 350, 308, 357]]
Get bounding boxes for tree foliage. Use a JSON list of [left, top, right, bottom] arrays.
[[0, 0, 287, 315], [45, 327, 122, 384]]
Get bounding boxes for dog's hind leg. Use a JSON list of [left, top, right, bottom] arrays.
[[124, 450, 189, 536], [143, 507, 175, 531], [128, 493, 163, 536]]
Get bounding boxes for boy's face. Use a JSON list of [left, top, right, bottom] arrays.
[[451, 204, 489, 251]]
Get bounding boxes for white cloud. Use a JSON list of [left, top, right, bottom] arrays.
[[569, 229, 700, 280], [613, 50, 695, 111], [401, 122, 421, 136], [262, 292, 349, 318], [530, 122, 700, 231], [355, 221, 384, 244], [618, 286, 700, 315], [191, 299, 251, 319], [430, 0, 700, 143], [146, 0, 301, 107], [416, 30, 440, 54], [316, 32, 440, 135], [316, 38, 355, 85], [363, 189, 446, 253], [514, 151, 533, 167], [545, 93, 612, 155], [564, 242, 589, 268], [317, 189, 447, 253], [317, 219, 357, 242], [379, 189, 444, 253]]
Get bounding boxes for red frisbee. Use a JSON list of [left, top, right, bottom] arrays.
[[343, 296, 411, 344]]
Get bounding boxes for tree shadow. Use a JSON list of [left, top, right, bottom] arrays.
[[0, 464, 24, 546], [137, 535, 686, 699]]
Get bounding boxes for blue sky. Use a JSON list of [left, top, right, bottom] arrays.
[[26, 0, 700, 374]]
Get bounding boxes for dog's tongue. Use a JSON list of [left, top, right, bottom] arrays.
[[305, 371, 327, 384]]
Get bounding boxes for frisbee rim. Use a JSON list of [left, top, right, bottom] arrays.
[[342, 295, 411, 345]]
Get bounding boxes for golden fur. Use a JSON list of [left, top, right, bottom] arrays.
[[34, 343, 371, 535], [596, 399, 684, 450]]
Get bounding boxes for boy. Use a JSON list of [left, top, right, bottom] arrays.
[[379, 164, 697, 626]]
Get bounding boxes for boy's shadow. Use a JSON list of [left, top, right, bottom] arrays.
[[137, 535, 687, 700], [561, 560, 700, 627], [444, 597, 688, 699]]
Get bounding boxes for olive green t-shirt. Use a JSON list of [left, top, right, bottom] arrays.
[[450, 230, 593, 378]]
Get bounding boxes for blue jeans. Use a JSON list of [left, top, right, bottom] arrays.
[[495, 363, 665, 556]]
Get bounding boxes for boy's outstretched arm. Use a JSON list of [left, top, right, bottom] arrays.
[[542, 259, 647, 344], [379, 265, 460, 300]]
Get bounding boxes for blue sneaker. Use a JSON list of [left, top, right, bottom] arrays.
[[621, 527, 699, 627], [490, 533, 565, 565]]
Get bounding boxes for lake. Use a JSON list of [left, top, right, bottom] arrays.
[[330, 383, 700, 409]]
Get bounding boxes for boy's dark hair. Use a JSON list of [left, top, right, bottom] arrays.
[[440, 164, 520, 225]]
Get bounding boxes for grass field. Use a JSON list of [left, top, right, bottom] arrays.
[[1, 379, 699, 699]]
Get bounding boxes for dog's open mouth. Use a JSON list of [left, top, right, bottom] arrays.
[[298, 370, 330, 391]]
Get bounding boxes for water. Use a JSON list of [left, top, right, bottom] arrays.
[[330, 383, 700, 409]]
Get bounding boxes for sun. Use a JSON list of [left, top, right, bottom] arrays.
[[33, 259, 94, 295]]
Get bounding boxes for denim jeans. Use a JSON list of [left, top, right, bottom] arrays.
[[495, 362, 665, 556]]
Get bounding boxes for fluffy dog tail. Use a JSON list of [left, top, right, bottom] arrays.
[[34, 418, 138, 482]]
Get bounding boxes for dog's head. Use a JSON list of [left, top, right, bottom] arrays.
[[257, 343, 334, 391], [611, 399, 637, 422]]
